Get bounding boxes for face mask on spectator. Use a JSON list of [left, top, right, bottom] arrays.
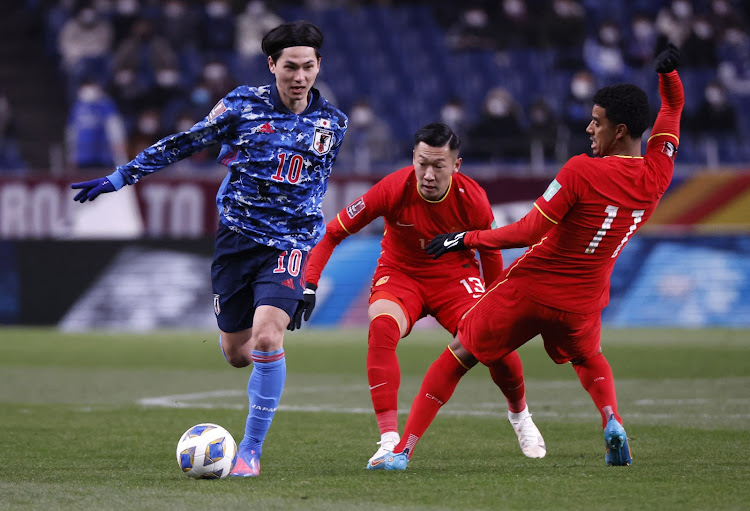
[[441, 105, 465, 126], [693, 20, 714, 39], [138, 116, 160, 135], [350, 106, 374, 127], [116, 0, 139, 15], [633, 20, 654, 39], [571, 78, 593, 99], [599, 26, 620, 45], [79, 84, 102, 102], [191, 88, 211, 105], [672, 0, 692, 19], [487, 98, 511, 117], [705, 86, 725, 105], [206, 0, 230, 18]]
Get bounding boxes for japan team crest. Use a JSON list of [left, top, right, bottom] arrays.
[[312, 127, 334, 155]]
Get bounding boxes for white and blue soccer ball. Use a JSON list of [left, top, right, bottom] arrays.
[[176, 423, 237, 479]]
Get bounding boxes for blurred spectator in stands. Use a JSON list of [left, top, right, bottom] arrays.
[[583, 19, 627, 81], [685, 80, 738, 135], [110, 0, 143, 43], [201, 60, 238, 105], [538, 0, 586, 69], [111, 18, 181, 118], [685, 80, 742, 164], [655, 0, 694, 48], [682, 15, 719, 69], [560, 69, 596, 156], [338, 99, 393, 174], [236, 1, 283, 60], [127, 107, 167, 159], [200, 0, 236, 63], [58, 1, 114, 101], [446, 6, 495, 51], [464, 86, 528, 162], [491, 0, 536, 49], [717, 23, 750, 96], [45, 0, 76, 58], [161, 0, 201, 51], [526, 97, 560, 165], [439, 96, 469, 143], [625, 12, 658, 70], [710, 0, 743, 36], [0, 92, 28, 172], [65, 79, 128, 170]]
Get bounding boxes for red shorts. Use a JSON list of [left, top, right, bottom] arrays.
[[369, 264, 485, 335], [458, 279, 602, 365]]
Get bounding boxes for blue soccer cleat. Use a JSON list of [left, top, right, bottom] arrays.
[[604, 414, 633, 466], [384, 449, 410, 471], [366, 433, 400, 470], [230, 449, 260, 477]]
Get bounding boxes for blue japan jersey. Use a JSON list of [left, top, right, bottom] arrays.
[[114, 84, 348, 251]]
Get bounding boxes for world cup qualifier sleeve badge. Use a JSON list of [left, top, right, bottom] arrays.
[[311, 119, 333, 155]]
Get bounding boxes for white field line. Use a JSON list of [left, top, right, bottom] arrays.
[[136, 388, 750, 420]]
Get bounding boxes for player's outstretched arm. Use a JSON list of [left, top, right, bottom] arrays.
[[648, 43, 685, 153]]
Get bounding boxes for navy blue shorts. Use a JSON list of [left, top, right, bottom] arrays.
[[211, 222, 308, 332]]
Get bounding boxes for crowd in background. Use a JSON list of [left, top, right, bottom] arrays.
[[1, 0, 749, 174]]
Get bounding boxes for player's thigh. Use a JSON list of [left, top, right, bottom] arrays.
[[426, 270, 487, 335], [539, 309, 602, 364], [457, 280, 540, 366], [369, 266, 426, 334]]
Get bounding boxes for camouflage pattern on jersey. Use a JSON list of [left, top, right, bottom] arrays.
[[114, 84, 347, 251]]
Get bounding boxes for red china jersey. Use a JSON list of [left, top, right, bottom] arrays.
[[502, 148, 675, 313], [306, 166, 503, 286], [466, 71, 684, 314]]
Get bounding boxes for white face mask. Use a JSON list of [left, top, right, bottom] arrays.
[[487, 98, 510, 116], [176, 118, 195, 132], [503, 0, 525, 17], [350, 106, 374, 126], [571, 79, 593, 99], [633, 21, 654, 39], [79, 84, 102, 102], [672, 1, 692, 18], [164, 1, 186, 18], [206, 1, 230, 18], [705, 86, 725, 105], [116, 0, 139, 15], [441, 105, 465, 125], [693, 21, 714, 39], [138, 117, 160, 135], [204, 63, 227, 82], [464, 9, 488, 28], [599, 27, 619, 45]]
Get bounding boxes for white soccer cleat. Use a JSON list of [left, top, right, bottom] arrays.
[[508, 408, 547, 458], [366, 431, 400, 470]]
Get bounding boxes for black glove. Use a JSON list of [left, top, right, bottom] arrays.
[[288, 283, 317, 331], [654, 43, 680, 73], [425, 231, 467, 260]]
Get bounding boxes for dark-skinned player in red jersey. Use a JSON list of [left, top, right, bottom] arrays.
[[382, 44, 684, 470], [292, 123, 546, 469]]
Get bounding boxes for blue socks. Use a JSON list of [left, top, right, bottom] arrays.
[[240, 349, 286, 459]]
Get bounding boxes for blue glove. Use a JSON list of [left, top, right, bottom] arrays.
[[71, 171, 125, 203]]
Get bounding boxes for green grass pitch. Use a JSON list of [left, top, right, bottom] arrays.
[[1, 327, 748, 510]]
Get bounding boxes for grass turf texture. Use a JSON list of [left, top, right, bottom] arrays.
[[1, 327, 748, 511]]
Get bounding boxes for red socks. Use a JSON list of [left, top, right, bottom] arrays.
[[488, 351, 527, 413], [393, 347, 468, 457], [573, 352, 622, 428], [367, 314, 402, 434]]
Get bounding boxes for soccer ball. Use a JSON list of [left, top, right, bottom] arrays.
[[176, 423, 237, 479]]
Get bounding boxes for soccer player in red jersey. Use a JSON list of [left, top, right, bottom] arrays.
[[383, 44, 684, 470], [293, 123, 546, 468]]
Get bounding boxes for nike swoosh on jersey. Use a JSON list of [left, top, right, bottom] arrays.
[[369, 382, 387, 390], [395, 221, 414, 227]]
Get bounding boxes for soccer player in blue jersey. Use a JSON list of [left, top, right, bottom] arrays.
[[70, 21, 348, 477]]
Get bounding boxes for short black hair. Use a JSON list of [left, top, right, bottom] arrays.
[[413, 123, 461, 152], [592, 84, 650, 138], [261, 21, 323, 62]]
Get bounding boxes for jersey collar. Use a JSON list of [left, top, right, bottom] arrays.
[[269, 84, 324, 115], [415, 173, 453, 203]]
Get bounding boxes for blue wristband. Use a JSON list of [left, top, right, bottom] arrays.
[[106, 170, 127, 190]]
